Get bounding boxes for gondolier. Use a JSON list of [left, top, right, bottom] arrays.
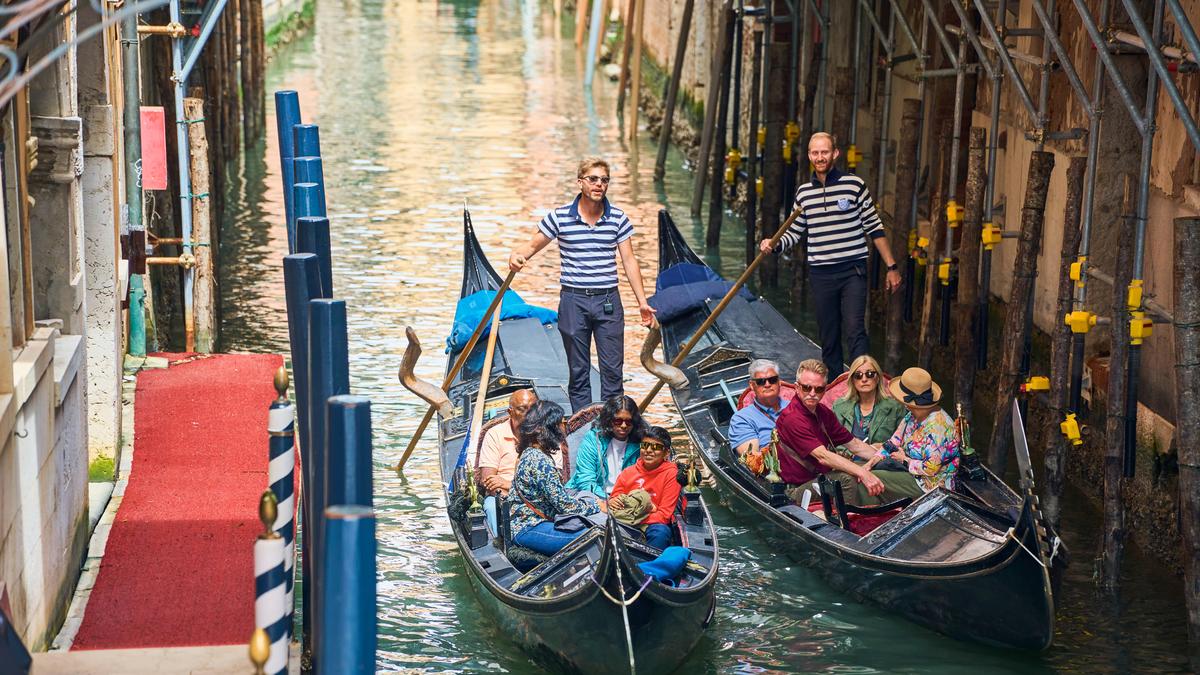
[[510, 158, 655, 412], [761, 132, 902, 377]]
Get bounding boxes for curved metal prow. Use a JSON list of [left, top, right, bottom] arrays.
[[398, 326, 453, 418], [640, 321, 689, 391]]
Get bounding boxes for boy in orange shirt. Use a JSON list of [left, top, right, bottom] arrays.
[[608, 426, 680, 550]]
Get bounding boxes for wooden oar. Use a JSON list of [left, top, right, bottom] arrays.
[[464, 303, 505, 507], [395, 269, 517, 472], [638, 207, 803, 412]]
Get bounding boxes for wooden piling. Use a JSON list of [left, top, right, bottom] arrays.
[[744, 24, 764, 266], [1042, 156, 1086, 531], [653, 0, 692, 180], [917, 120, 952, 370], [986, 151, 1055, 474], [953, 127, 986, 421], [691, 0, 735, 217], [626, 0, 646, 142], [760, 41, 788, 288], [575, 0, 590, 48], [185, 97, 215, 353], [706, 5, 736, 248], [617, 0, 638, 117], [885, 98, 922, 373], [1100, 176, 1136, 591], [1172, 216, 1200, 648], [830, 67, 853, 168]]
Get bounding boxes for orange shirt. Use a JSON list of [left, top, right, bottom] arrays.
[[478, 422, 519, 481], [610, 459, 681, 526]]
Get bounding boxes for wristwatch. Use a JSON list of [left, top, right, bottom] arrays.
[[886, 263, 898, 271]]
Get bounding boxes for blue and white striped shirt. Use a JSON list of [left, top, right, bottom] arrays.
[[538, 195, 634, 289], [778, 168, 885, 270]]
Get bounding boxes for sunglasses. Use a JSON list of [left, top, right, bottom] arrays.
[[752, 375, 780, 386], [799, 384, 827, 394], [580, 175, 611, 185], [853, 370, 878, 381], [640, 441, 667, 454], [612, 417, 634, 428]]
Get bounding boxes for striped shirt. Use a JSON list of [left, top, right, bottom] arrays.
[[538, 195, 634, 289], [778, 168, 885, 270]]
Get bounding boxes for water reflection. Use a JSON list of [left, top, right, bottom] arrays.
[[220, 0, 1193, 672]]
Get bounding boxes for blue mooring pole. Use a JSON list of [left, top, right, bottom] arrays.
[[294, 123, 321, 158], [306, 298, 351, 663], [274, 91, 301, 253], [292, 182, 325, 243], [281, 252, 322, 657], [326, 395, 374, 508], [293, 156, 327, 216], [296, 216, 333, 298], [318, 505, 377, 675]]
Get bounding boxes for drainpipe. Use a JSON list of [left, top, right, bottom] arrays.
[[977, 0, 1007, 369], [122, 11, 146, 357], [169, 0, 195, 352]]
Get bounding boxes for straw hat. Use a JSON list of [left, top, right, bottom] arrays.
[[888, 367, 942, 409]]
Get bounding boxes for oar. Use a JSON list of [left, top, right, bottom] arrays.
[[395, 268, 517, 472], [638, 207, 803, 412], [464, 301, 505, 507]]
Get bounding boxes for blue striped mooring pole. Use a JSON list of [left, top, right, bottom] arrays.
[[326, 395, 374, 508], [306, 298, 351, 664], [253, 491, 288, 675], [281, 252, 323, 657], [274, 91, 301, 252], [318, 505, 377, 675], [267, 367, 297, 638], [296, 216, 333, 298]]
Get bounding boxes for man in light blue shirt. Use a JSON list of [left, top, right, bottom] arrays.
[[728, 359, 790, 456]]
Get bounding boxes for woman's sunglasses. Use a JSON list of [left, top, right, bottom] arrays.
[[752, 375, 780, 386], [612, 417, 634, 428], [853, 370, 878, 381]]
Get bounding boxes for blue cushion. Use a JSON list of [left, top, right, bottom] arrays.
[[655, 263, 723, 291], [446, 290, 557, 353], [638, 546, 691, 582], [648, 280, 756, 322]]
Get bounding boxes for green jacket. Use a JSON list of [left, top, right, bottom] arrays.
[[831, 395, 905, 459], [564, 427, 639, 499]]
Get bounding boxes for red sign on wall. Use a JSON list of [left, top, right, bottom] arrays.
[[140, 107, 167, 191]]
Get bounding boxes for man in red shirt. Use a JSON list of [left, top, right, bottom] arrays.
[[609, 426, 681, 550], [775, 359, 923, 506]]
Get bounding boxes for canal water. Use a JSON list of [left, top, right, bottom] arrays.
[[220, 0, 1193, 671]]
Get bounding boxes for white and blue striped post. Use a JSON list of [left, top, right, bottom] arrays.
[[268, 367, 297, 638], [318, 505, 377, 674], [254, 491, 289, 675]]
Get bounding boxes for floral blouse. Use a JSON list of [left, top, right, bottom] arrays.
[[507, 447, 599, 537], [880, 408, 960, 491]]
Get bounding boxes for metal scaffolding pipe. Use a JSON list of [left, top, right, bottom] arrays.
[[904, 1, 931, 323], [1109, 29, 1198, 64], [940, 35, 968, 346], [1030, 0, 1093, 111], [977, 0, 1007, 371], [874, 1, 896, 203], [858, 0, 890, 53], [817, 0, 829, 128], [1072, 0, 1149, 135], [849, 0, 863, 149], [919, 0, 959, 69], [970, 0, 1040, 121], [1119, 0, 1200, 155], [886, 0, 922, 57], [1166, 0, 1200, 69], [945, 24, 1045, 68]]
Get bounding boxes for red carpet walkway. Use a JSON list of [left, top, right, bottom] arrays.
[[73, 353, 285, 649]]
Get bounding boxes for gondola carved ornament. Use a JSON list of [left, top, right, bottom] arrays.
[[640, 320, 689, 391], [398, 326, 453, 418]]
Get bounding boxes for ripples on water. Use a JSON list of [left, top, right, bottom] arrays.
[[219, 0, 1194, 672]]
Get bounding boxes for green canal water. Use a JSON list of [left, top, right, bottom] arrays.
[[220, 0, 1193, 671]]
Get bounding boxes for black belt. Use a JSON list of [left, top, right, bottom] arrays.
[[561, 285, 616, 296]]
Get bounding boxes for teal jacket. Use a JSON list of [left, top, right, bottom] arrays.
[[565, 427, 640, 499], [831, 395, 905, 459]]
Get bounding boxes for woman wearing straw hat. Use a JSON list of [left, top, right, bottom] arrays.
[[880, 367, 961, 491]]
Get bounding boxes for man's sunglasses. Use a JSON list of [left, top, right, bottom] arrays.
[[640, 441, 667, 454], [799, 384, 827, 394], [580, 175, 611, 185], [852, 370, 878, 381], [752, 375, 780, 386]]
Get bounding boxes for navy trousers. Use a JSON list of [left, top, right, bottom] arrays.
[[558, 288, 624, 412], [809, 263, 869, 378]]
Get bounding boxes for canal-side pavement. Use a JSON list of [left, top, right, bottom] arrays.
[[33, 353, 297, 673]]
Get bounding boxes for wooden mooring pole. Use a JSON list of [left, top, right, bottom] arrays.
[[691, 0, 734, 218], [706, 4, 736, 248], [616, 0, 635, 111], [986, 150, 1054, 474], [575, 0, 590, 48], [953, 127, 986, 422], [917, 120, 952, 370], [1172, 216, 1200, 651], [185, 97, 215, 353], [626, 0, 646, 142], [1042, 156, 1086, 531], [744, 24, 764, 266], [1100, 175, 1136, 591], [653, 0, 692, 180], [885, 98, 922, 373]]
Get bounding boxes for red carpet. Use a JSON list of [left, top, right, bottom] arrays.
[[72, 353, 286, 649]]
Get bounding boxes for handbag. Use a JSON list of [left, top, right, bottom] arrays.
[[513, 487, 591, 533]]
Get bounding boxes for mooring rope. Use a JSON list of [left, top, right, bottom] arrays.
[[609, 527, 637, 675], [1006, 528, 1049, 569]]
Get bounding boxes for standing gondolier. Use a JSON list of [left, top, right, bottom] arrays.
[[510, 158, 656, 412], [761, 132, 902, 377]]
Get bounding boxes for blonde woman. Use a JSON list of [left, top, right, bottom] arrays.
[[832, 355, 904, 461]]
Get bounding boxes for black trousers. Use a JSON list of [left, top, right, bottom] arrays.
[[558, 289, 624, 412], [809, 263, 869, 378]]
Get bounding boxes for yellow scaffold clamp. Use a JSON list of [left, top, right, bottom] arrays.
[[1129, 310, 1153, 345], [755, 176, 764, 197], [938, 257, 952, 285], [846, 144, 863, 170], [1064, 310, 1098, 334], [1126, 279, 1144, 312], [725, 148, 742, 185], [913, 235, 929, 266], [757, 126, 766, 147], [981, 222, 1002, 250], [945, 200, 964, 228], [1020, 376, 1050, 394], [1069, 255, 1087, 288], [1060, 413, 1084, 446], [783, 122, 800, 163]]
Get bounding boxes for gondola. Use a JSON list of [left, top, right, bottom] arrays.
[[646, 209, 1065, 650], [400, 211, 718, 674]]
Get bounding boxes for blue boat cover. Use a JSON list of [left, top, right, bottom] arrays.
[[648, 263, 755, 323], [446, 289, 557, 353], [638, 546, 692, 583]]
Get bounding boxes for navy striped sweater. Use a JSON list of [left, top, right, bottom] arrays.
[[778, 167, 885, 270]]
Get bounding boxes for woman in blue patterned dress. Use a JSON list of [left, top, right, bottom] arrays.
[[508, 400, 601, 555]]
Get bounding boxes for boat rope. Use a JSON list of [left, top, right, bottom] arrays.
[[1047, 535, 1062, 565], [593, 574, 653, 606], [1005, 528, 1048, 569], [609, 527, 638, 675]]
